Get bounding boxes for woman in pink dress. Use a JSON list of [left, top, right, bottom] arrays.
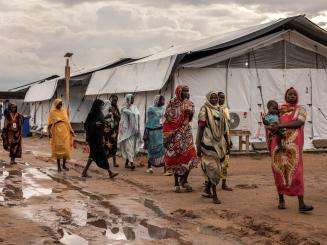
[[266, 87, 313, 212]]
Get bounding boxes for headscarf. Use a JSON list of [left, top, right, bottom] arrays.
[[218, 91, 230, 121], [146, 95, 165, 129], [153, 95, 164, 107], [202, 91, 225, 142], [125, 94, 134, 108], [48, 99, 72, 131], [85, 99, 105, 129], [118, 94, 140, 143]]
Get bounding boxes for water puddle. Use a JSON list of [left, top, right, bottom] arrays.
[[59, 229, 88, 245], [0, 167, 52, 204]]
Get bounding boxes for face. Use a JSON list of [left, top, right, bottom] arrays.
[[56, 101, 63, 109], [268, 102, 279, 114], [111, 97, 118, 107], [130, 96, 135, 105], [209, 93, 219, 106], [286, 89, 298, 104], [11, 106, 17, 113], [181, 87, 190, 100], [218, 93, 225, 105], [158, 96, 165, 107]]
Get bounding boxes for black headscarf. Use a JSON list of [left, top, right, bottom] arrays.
[[84, 99, 105, 140]]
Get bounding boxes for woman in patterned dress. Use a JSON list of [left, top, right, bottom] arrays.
[[163, 85, 199, 192], [104, 95, 120, 167], [267, 87, 313, 212]]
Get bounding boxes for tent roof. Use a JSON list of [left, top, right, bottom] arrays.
[[23, 58, 133, 102], [90, 15, 327, 94]]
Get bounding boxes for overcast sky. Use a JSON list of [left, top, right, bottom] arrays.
[[0, 0, 326, 90]]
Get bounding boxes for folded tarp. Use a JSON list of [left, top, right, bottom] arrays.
[[24, 78, 58, 102], [86, 55, 177, 95]]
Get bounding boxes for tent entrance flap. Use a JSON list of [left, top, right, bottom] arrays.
[[24, 78, 58, 102]]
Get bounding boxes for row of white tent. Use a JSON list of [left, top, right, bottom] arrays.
[[21, 15, 327, 149]]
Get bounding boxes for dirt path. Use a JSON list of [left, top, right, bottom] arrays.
[[0, 137, 326, 244]]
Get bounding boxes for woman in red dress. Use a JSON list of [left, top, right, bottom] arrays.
[[2, 104, 23, 164], [266, 87, 313, 212], [163, 85, 199, 192]]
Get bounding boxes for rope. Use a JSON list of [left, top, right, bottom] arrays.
[[251, 49, 266, 114]]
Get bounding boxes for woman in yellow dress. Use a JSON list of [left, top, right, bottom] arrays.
[[48, 99, 74, 172]]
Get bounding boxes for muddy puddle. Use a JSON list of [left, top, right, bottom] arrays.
[[1, 165, 186, 244], [0, 166, 52, 204]]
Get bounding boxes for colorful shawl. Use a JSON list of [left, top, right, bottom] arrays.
[[163, 85, 198, 175]]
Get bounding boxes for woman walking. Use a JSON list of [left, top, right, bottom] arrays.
[[82, 99, 118, 179], [163, 85, 199, 192], [266, 87, 313, 212], [118, 94, 141, 170], [2, 103, 23, 164], [48, 99, 74, 172], [104, 95, 120, 167], [218, 91, 233, 191], [144, 95, 165, 173], [197, 92, 229, 204]]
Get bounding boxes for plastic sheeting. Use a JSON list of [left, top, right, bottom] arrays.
[[24, 79, 58, 102], [175, 67, 326, 149], [87, 55, 177, 94]]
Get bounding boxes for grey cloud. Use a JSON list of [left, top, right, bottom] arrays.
[[0, 0, 326, 89]]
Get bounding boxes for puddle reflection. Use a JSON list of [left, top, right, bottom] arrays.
[[0, 167, 52, 203]]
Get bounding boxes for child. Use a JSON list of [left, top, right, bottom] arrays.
[[263, 100, 285, 150]]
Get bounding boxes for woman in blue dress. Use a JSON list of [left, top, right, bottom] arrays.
[[144, 95, 165, 173]]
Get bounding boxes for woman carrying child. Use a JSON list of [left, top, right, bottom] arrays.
[[265, 87, 313, 212]]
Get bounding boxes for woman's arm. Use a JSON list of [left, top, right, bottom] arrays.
[[277, 119, 304, 129]]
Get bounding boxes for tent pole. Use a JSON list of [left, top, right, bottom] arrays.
[[144, 91, 148, 124], [252, 49, 266, 114], [225, 58, 231, 107], [283, 39, 287, 90]]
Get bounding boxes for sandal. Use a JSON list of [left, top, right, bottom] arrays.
[[182, 183, 193, 192], [173, 186, 181, 193], [299, 205, 314, 213]]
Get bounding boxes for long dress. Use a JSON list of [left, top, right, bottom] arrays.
[[267, 103, 306, 196], [84, 99, 110, 170], [48, 99, 74, 160], [220, 105, 231, 180], [2, 112, 23, 159], [118, 95, 141, 163], [197, 92, 227, 185], [104, 106, 120, 157], [144, 104, 165, 167], [163, 86, 199, 175]]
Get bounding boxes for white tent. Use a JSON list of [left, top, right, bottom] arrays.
[[86, 15, 327, 149], [24, 58, 132, 131]]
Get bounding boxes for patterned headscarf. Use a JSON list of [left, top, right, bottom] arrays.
[[205, 91, 219, 110], [175, 85, 189, 101]]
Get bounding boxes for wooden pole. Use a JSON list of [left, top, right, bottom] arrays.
[[64, 53, 72, 117]]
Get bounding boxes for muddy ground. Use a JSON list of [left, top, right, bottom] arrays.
[[0, 137, 326, 245]]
